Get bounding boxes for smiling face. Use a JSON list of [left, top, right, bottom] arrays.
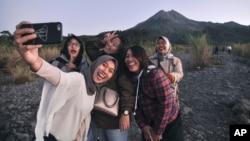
[[103, 37, 121, 54], [124, 49, 140, 73], [92, 59, 116, 83], [67, 38, 81, 58], [156, 38, 169, 54]]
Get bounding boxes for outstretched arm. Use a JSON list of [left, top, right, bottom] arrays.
[[14, 21, 43, 72], [14, 21, 60, 86]]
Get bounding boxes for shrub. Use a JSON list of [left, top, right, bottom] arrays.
[[0, 44, 14, 76], [40, 46, 61, 61], [232, 43, 250, 58], [141, 42, 155, 56], [6, 50, 36, 83], [141, 41, 186, 56], [5, 46, 60, 83], [188, 34, 212, 70]]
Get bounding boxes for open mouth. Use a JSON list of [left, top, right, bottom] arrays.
[[71, 50, 77, 54], [127, 62, 135, 67], [159, 47, 165, 51], [97, 71, 106, 79]]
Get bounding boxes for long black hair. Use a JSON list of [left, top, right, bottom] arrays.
[[60, 34, 84, 67], [106, 35, 126, 59], [105, 35, 127, 72], [125, 45, 150, 70]]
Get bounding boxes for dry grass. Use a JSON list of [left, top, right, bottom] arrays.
[[1, 44, 60, 83], [232, 43, 250, 58], [187, 34, 212, 70], [0, 39, 249, 83], [142, 42, 187, 56], [210, 55, 223, 65], [0, 44, 13, 76], [40, 46, 60, 61], [6, 50, 37, 83]]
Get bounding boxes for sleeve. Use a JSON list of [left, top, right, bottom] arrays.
[[151, 69, 175, 135], [85, 40, 105, 61], [36, 60, 61, 86], [134, 103, 146, 129], [170, 57, 184, 83], [117, 71, 135, 113]]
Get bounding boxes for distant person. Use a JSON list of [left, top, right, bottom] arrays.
[[124, 45, 184, 141], [149, 36, 183, 106], [215, 46, 219, 55], [212, 47, 216, 55], [227, 46, 232, 54], [85, 31, 134, 141], [222, 46, 225, 53], [14, 21, 118, 141]]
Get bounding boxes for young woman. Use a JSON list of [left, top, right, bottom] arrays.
[[124, 45, 184, 141], [14, 21, 118, 141], [50, 34, 88, 72], [39, 34, 88, 90], [85, 31, 134, 141], [149, 36, 183, 105]]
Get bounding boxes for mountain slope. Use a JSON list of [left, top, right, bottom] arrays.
[[123, 10, 250, 45], [133, 10, 203, 32]]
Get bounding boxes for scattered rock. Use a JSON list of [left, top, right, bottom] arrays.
[[0, 52, 250, 141]]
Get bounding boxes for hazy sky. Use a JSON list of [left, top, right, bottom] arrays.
[[0, 0, 249, 36]]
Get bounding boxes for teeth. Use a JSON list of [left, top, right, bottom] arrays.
[[127, 62, 135, 66], [98, 72, 105, 79]]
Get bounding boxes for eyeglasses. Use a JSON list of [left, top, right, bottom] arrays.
[[68, 42, 80, 47]]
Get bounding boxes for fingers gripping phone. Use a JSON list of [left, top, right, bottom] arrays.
[[20, 22, 63, 45]]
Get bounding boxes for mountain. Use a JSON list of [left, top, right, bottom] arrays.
[[1, 10, 249, 46], [121, 10, 250, 45], [133, 10, 203, 32]]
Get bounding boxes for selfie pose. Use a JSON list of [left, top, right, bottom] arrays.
[[85, 31, 134, 141], [124, 46, 184, 141], [14, 21, 118, 141]]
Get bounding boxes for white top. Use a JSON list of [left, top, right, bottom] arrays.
[[35, 60, 95, 141], [227, 46, 232, 50]]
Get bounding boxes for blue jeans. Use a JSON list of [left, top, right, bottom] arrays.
[[87, 120, 128, 141]]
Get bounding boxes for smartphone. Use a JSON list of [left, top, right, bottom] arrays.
[[20, 22, 63, 45]]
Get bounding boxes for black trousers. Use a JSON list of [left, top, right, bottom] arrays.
[[142, 113, 184, 141], [44, 134, 58, 141], [32, 133, 57, 141]]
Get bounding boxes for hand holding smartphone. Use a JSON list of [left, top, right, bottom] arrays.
[[20, 22, 63, 45]]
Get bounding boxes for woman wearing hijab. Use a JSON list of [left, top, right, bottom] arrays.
[[149, 36, 183, 105], [85, 31, 134, 141], [14, 21, 118, 141]]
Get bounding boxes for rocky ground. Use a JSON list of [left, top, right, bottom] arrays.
[[1, 51, 250, 141]]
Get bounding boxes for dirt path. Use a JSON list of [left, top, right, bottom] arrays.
[[178, 52, 250, 141]]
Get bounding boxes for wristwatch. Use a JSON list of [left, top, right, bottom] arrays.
[[123, 110, 129, 116]]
